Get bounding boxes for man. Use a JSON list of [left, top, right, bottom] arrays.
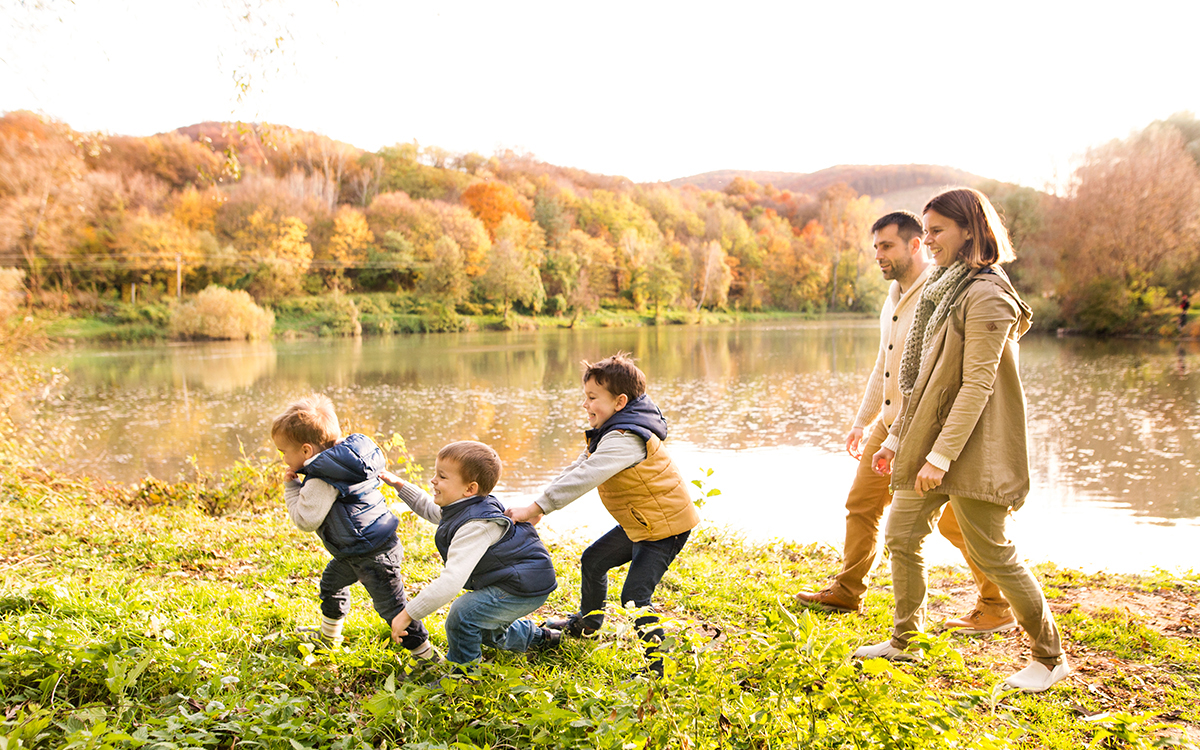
[[795, 210, 1014, 635]]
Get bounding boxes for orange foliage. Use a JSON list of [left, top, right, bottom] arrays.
[[461, 181, 530, 237]]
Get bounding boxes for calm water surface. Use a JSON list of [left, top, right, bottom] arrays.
[[22, 322, 1200, 574]]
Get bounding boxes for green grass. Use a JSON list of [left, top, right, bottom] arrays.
[[1, 461, 1197, 749]]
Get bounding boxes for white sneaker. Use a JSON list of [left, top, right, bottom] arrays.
[[853, 640, 922, 662], [1003, 658, 1071, 693]]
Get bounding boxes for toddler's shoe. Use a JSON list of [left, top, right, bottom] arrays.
[[296, 627, 343, 648], [1003, 658, 1071, 693], [533, 627, 562, 650], [944, 609, 1019, 635], [852, 640, 922, 662], [541, 614, 598, 638], [794, 587, 860, 614], [407, 640, 443, 662]]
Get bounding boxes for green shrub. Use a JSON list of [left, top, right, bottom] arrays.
[[1024, 295, 1064, 332], [421, 303, 468, 332], [170, 285, 275, 341]]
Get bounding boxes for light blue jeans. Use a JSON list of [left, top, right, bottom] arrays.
[[444, 585, 550, 664]]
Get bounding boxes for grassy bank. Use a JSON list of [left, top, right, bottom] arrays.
[[1, 461, 1197, 749], [37, 294, 845, 344]]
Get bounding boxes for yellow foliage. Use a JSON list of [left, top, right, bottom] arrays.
[[327, 206, 374, 265], [170, 285, 275, 341]]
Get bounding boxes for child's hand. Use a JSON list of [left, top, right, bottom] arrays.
[[284, 470, 299, 482], [378, 470, 404, 489], [505, 502, 544, 525], [391, 610, 412, 641]]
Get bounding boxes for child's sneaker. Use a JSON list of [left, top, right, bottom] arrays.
[[541, 614, 597, 638], [296, 627, 343, 648], [407, 640, 443, 662]]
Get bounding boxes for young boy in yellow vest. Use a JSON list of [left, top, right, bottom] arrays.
[[507, 352, 699, 674]]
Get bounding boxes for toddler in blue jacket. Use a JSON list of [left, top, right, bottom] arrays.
[[271, 394, 436, 661]]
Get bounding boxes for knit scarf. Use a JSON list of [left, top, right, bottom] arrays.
[[898, 260, 971, 396]]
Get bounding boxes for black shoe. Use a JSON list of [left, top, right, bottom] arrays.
[[541, 614, 597, 638], [534, 627, 562, 650]]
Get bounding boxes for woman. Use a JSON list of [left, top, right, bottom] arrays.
[[858, 187, 1069, 694]]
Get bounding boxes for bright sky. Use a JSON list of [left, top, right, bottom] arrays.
[[3, 0, 1197, 192]]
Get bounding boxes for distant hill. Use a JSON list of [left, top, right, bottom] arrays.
[[668, 164, 989, 212]]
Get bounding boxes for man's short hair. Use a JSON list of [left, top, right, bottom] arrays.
[[581, 351, 646, 401], [871, 210, 924, 242], [438, 441, 503, 496], [271, 394, 341, 450]]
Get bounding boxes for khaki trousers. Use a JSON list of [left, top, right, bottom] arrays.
[[832, 422, 1009, 618], [885, 491, 1062, 667]]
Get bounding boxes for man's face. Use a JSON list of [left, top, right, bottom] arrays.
[[873, 224, 915, 281]]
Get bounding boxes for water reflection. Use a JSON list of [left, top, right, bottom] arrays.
[[24, 325, 1200, 572]]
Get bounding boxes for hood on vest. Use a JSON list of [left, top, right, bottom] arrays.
[[970, 265, 1032, 340], [585, 393, 668, 453], [300, 433, 385, 485]]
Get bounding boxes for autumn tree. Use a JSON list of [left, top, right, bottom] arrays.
[[818, 183, 877, 311], [461, 181, 531, 237], [1049, 124, 1200, 333], [417, 236, 469, 306], [0, 112, 90, 294], [480, 215, 545, 321]]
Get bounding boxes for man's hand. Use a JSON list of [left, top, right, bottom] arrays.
[[391, 610, 412, 641], [845, 427, 865, 459], [913, 462, 946, 498], [505, 502, 545, 525], [871, 446, 896, 476], [378, 470, 404, 489]]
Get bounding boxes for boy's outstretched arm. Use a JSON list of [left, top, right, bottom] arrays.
[[507, 432, 647, 523], [380, 471, 441, 524]]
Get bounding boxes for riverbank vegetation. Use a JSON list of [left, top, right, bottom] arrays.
[[1, 455, 1197, 749], [3, 110, 1198, 339]]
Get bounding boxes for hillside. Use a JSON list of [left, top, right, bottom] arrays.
[[668, 164, 988, 211]]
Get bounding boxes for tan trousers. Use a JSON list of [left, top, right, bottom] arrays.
[[885, 491, 1062, 667], [832, 422, 1010, 617]]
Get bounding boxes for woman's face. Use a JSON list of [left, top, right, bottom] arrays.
[[923, 210, 971, 268]]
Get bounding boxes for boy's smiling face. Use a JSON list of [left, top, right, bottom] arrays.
[[582, 377, 628, 430], [430, 457, 478, 507]]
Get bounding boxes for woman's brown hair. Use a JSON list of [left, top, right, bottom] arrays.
[[923, 187, 1015, 268]]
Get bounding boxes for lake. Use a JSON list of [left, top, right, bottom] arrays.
[[20, 321, 1200, 575]]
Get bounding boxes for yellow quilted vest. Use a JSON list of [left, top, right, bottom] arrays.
[[595, 433, 700, 542]]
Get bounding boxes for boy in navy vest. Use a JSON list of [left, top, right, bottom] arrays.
[[271, 394, 436, 661], [380, 440, 559, 665]]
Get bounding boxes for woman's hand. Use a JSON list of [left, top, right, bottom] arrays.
[[871, 446, 895, 476], [914, 462, 946, 497]]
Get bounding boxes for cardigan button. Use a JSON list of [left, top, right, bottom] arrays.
[[892, 315, 898, 321], [885, 399, 891, 405]]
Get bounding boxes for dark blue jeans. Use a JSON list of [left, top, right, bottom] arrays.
[[578, 525, 691, 643], [319, 542, 429, 651]]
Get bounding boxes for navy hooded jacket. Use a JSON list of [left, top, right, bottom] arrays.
[[585, 393, 669, 453], [299, 433, 399, 558]]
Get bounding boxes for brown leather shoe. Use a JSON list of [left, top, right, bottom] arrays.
[[794, 587, 860, 613], [943, 609, 1018, 635]]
